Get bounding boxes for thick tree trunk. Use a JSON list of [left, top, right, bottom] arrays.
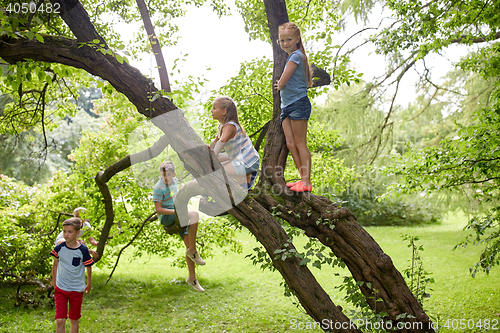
[[255, 1, 435, 331], [254, 189, 432, 331], [229, 197, 359, 332], [0, 1, 434, 331]]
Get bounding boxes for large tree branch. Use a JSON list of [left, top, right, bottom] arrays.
[[254, 191, 434, 331], [51, 0, 107, 45], [136, 0, 171, 92], [230, 196, 361, 332], [0, 35, 176, 119], [450, 31, 500, 44]]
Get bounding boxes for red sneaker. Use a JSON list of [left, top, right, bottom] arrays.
[[286, 181, 300, 188], [290, 182, 312, 192]]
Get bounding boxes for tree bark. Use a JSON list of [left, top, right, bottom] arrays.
[[136, 0, 171, 92], [229, 197, 359, 332], [254, 189, 433, 330]]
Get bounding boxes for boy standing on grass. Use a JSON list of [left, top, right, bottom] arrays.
[[50, 217, 94, 333], [55, 207, 99, 260], [153, 161, 206, 292]]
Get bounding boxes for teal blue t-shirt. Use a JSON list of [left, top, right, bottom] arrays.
[[152, 177, 178, 222]]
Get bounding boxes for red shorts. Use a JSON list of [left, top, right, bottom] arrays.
[[54, 286, 84, 320]]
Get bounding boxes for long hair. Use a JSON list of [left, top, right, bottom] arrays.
[[215, 96, 246, 137], [278, 22, 313, 88]]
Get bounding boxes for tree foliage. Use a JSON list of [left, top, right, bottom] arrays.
[[375, 0, 500, 57], [389, 98, 500, 274], [0, 0, 438, 329], [376, 0, 500, 275]]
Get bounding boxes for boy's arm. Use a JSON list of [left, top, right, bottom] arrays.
[[52, 257, 58, 288], [84, 266, 92, 293], [155, 201, 175, 215], [275, 61, 298, 91]]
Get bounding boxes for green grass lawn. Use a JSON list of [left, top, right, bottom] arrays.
[[366, 212, 500, 332], [1, 212, 499, 332]]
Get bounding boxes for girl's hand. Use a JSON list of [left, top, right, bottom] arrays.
[[90, 250, 99, 259], [274, 80, 281, 91]]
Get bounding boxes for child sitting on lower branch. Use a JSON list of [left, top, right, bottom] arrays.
[[152, 160, 206, 292]]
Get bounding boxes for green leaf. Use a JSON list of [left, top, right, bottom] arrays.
[[37, 70, 45, 81], [35, 33, 44, 43], [150, 93, 160, 102]]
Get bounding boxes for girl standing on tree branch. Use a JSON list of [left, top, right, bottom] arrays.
[[274, 22, 313, 192]]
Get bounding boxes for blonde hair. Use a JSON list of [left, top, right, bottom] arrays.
[[214, 96, 246, 137], [73, 207, 86, 218], [278, 22, 313, 88]]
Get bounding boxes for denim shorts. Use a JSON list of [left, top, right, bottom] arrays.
[[245, 160, 260, 174], [280, 96, 311, 122]]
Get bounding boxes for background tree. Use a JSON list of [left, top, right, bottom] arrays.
[[297, 0, 500, 270], [364, 0, 500, 276]]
